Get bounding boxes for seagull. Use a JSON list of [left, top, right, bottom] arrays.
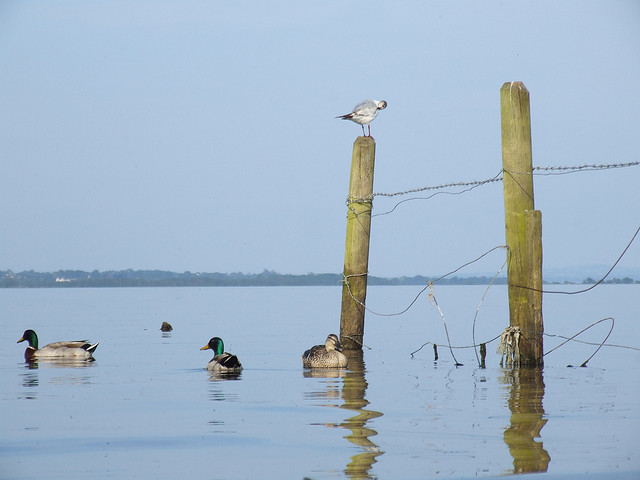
[[336, 99, 387, 137]]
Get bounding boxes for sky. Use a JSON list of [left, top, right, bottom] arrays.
[[1, 1, 639, 278]]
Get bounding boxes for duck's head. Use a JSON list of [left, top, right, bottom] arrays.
[[17, 329, 38, 349], [325, 334, 343, 352], [201, 337, 224, 355]]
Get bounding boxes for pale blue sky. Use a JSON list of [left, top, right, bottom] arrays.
[[1, 1, 639, 277]]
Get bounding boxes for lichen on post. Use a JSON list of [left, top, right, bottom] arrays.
[[340, 136, 376, 350], [500, 82, 544, 366]]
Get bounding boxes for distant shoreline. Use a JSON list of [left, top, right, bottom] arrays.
[[2, 269, 637, 288]]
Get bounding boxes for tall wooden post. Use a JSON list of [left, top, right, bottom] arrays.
[[501, 82, 544, 366], [340, 136, 375, 350]]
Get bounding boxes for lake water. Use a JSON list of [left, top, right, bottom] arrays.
[[1, 285, 638, 479]]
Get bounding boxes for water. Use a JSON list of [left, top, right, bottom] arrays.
[[1, 285, 638, 479]]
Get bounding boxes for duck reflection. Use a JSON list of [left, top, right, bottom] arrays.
[[304, 350, 384, 479], [207, 371, 242, 383], [303, 368, 345, 404], [19, 359, 96, 391], [501, 367, 550, 474], [205, 372, 241, 431], [206, 371, 241, 400], [20, 364, 39, 400], [26, 358, 97, 368]]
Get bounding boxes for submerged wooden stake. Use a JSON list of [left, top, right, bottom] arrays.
[[501, 82, 544, 366], [340, 136, 376, 350]]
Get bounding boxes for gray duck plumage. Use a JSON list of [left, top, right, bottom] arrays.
[[301, 334, 348, 368]]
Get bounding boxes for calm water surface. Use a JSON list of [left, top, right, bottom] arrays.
[[1, 285, 638, 479]]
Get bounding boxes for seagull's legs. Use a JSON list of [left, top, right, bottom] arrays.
[[367, 124, 371, 136], [361, 125, 366, 136]]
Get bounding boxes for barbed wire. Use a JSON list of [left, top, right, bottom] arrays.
[[372, 171, 503, 199], [532, 161, 640, 175], [342, 160, 640, 365], [369, 161, 639, 201]]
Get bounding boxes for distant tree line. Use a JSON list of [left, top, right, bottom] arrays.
[[0, 269, 637, 288]]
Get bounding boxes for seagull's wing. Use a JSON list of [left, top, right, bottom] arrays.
[[352, 100, 378, 115]]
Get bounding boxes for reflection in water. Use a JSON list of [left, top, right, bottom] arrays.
[[18, 359, 97, 398], [206, 372, 241, 432], [207, 372, 241, 401], [25, 358, 96, 368], [208, 372, 242, 382], [303, 369, 345, 404], [501, 367, 550, 474], [304, 351, 384, 479], [20, 365, 39, 400], [340, 350, 384, 479]]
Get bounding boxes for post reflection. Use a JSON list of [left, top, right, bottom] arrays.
[[303, 351, 384, 479], [340, 350, 384, 479], [501, 367, 550, 474]]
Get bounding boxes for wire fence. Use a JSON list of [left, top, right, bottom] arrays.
[[342, 160, 640, 367], [354, 161, 640, 217]]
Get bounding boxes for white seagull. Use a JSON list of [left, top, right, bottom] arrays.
[[336, 99, 387, 137]]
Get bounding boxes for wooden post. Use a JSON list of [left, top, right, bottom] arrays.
[[340, 136, 375, 350], [526, 210, 544, 363], [501, 82, 544, 366]]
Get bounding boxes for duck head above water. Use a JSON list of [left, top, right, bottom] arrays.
[[200, 337, 225, 355], [17, 329, 39, 349], [324, 333, 343, 352]]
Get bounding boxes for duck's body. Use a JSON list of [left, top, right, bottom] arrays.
[[302, 334, 348, 368], [201, 337, 242, 373], [17, 329, 98, 361], [160, 321, 173, 332]]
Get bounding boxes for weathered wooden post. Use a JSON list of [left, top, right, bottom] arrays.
[[340, 136, 375, 350], [500, 82, 544, 366]]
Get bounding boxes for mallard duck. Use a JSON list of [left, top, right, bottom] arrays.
[[302, 333, 348, 368], [17, 329, 98, 361], [200, 337, 242, 373], [160, 321, 173, 332]]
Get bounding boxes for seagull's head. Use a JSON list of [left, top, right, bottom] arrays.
[[377, 100, 388, 110]]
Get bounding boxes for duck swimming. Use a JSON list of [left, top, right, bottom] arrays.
[[200, 337, 242, 373], [302, 334, 348, 368], [17, 329, 98, 361]]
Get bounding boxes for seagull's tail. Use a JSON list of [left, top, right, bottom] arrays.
[[336, 113, 353, 120]]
